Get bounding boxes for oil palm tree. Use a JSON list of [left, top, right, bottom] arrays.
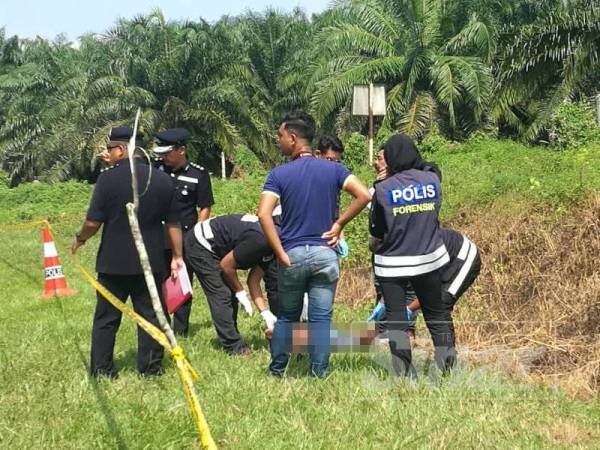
[[311, 0, 494, 138], [495, 0, 600, 140]]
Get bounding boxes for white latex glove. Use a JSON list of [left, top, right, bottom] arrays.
[[300, 293, 309, 322], [235, 291, 253, 316], [260, 310, 277, 331]]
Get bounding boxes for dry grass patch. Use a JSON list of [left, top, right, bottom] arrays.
[[338, 193, 600, 397]]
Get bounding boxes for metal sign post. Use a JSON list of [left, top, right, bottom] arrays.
[[352, 84, 386, 163], [368, 83, 374, 163], [221, 151, 226, 180]]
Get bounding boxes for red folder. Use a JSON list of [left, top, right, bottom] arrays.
[[163, 264, 193, 314]]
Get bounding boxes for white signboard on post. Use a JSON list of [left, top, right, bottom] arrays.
[[352, 84, 386, 163], [352, 85, 386, 116]]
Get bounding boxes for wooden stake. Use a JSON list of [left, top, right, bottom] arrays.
[[126, 109, 216, 449]]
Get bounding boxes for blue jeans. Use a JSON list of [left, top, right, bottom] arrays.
[[270, 245, 339, 377]]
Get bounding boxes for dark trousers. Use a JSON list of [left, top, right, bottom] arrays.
[[184, 232, 247, 354], [164, 247, 196, 336], [378, 270, 456, 377], [263, 260, 280, 316], [91, 273, 167, 377]]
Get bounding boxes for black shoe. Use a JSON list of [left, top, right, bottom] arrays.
[[139, 370, 163, 378], [91, 369, 119, 380]]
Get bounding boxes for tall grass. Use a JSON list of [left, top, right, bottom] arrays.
[[1, 138, 600, 447]]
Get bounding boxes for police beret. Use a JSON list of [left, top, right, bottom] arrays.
[[153, 128, 190, 154]]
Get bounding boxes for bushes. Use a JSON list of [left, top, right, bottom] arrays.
[[2, 137, 599, 268], [342, 133, 370, 173], [0, 180, 91, 223], [547, 101, 600, 149], [232, 145, 265, 175]]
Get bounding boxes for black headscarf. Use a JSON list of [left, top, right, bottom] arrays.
[[383, 134, 442, 181]]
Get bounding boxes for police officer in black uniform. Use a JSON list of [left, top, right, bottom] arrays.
[[185, 213, 280, 355], [433, 228, 481, 310], [72, 127, 184, 378], [153, 128, 215, 336], [370, 228, 482, 335]]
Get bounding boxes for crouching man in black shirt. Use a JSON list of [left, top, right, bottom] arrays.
[[406, 228, 481, 313], [185, 213, 279, 355]]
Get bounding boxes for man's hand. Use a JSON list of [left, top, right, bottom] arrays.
[[71, 237, 84, 255], [235, 291, 254, 316], [97, 150, 110, 164], [71, 221, 101, 255], [276, 251, 291, 267], [170, 256, 184, 279], [322, 222, 342, 247], [260, 309, 277, 332]]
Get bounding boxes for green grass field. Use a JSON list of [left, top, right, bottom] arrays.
[[1, 138, 600, 448]]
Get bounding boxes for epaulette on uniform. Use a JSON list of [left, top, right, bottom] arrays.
[[100, 165, 116, 173], [190, 162, 205, 171]]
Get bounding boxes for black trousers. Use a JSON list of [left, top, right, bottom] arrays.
[[91, 273, 167, 377], [184, 232, 247, 354], [263, 260, 280, 316], [378, 270, 456, 377], [164, 244, 196, 336]]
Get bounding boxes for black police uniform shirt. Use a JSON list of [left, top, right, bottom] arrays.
[[193, 214, 274, 270], [156, 161, 214, 231], [369, 168, 449, 278], [86, 159, 180, 275], [439, 227, 478, 286]]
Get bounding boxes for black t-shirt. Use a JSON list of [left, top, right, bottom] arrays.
[[87, 159, 180, 275], [439, 228, 464, 260], [208, 214, 274, 270], [156, 161, 214, 231]]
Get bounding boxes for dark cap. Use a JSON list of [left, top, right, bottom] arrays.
[[153, 128, 190, 154], [108, 127, 134, 142]]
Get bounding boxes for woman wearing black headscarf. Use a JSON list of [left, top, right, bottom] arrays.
[[369, 134, 455, 377]]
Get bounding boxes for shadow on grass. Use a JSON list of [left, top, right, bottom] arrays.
[[114, 349, 137, 371], [207, 333, 271, 353], [0, 254, 39, 284], [53, 298, 129, 450]]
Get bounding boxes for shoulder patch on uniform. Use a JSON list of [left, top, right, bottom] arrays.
[[190, 162, 205, 171], [241, 214, 259, 223]]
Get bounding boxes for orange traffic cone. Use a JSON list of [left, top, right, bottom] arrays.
[[42, 225, 75, 299]]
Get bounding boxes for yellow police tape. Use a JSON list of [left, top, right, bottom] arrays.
[[0, 219, 217, 449], [0, 219, 50, 231], [78, 266, 217, 450]]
